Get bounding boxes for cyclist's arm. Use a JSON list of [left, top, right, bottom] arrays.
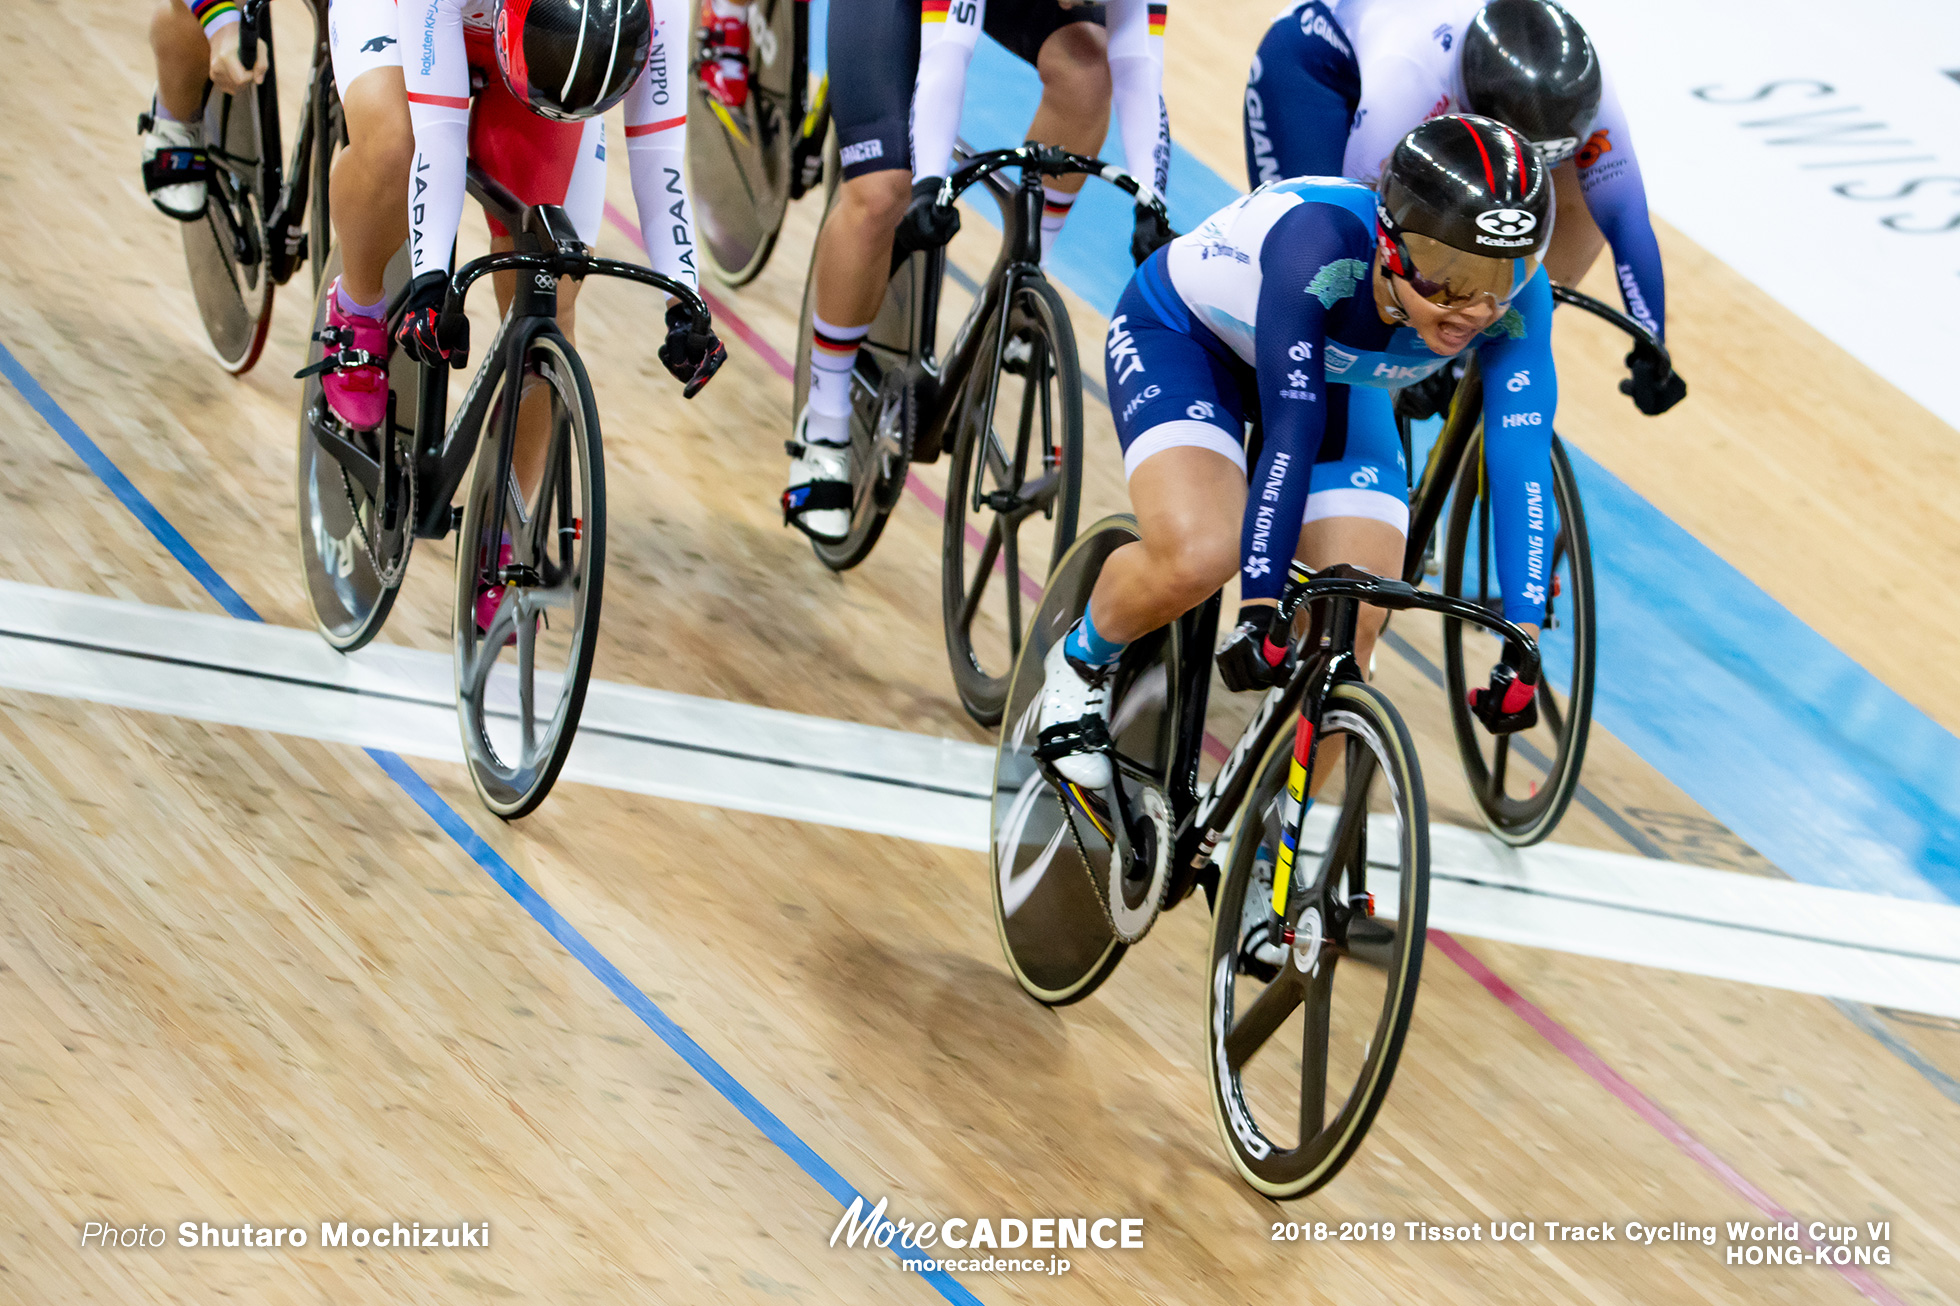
[[621, 14, 698, 288], [402, 0, 473, 279], [183, 0, 241, 35], [1341, 52, 1439, 185], [1240, 207, 1347, 605], [1474, 269, 1557, 628], [1106, 0, 1169, 198], [913, 0, 987, 181], [1578, 74, 1666, 340]]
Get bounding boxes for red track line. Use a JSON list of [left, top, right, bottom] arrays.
[[1431, 931, 1905, 1306], [605, 209, 1904, 1302]]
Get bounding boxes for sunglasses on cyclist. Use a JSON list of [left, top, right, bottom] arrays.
[[1378, 229, 1540, 313]]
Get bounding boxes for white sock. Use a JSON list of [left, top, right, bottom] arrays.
[[1039, 186, 1078, 264], [805, 315, 868, 447]]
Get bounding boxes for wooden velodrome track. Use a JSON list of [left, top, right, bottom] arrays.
[[2, 1, 1957, 1302]]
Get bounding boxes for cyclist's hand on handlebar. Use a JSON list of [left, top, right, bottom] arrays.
[[208, 29, 268, 93], [892, 178, 960, 266], [658, 302, 727, 398], [1216, 605, 1289, 694], [1621, 346, 1686, 415], [1469, 660, 1538, 735], [1130, 203, 1175, 266], [396, 271, 469, 368]]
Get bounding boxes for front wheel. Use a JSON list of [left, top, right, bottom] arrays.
[[453, 330, 605, 819], [941, 274, 1083, 726], [1440, 433, 1595, 845], [185, 81, 276, 372], [1206, 679, 1428, 1199]]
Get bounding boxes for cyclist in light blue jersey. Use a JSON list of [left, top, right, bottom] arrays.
[[1037, 115, 1554, 790]]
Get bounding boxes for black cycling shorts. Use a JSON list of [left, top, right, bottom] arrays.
[[829, 0, 1107, 181]]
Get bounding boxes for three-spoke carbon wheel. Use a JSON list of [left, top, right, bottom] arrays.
[[186, 76, 278, 372], [1206, 680, 1428, 1199], [942, 274, 1083, 726], [1441, 433, 1595, 845], [294, 245, 416, 651], [992, 517, 1176, 1005], [453, 330, 605, 819], [686, 0, 805, 285]]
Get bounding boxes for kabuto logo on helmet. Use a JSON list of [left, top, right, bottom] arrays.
[[1476, 209, 1538, 238], [1532, 136, 1580, 165]]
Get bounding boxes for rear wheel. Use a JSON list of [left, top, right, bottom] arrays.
[[992, 516, 1177, 1005], [941, 274, 1083, 726], [1206, 679, 1428, 1199], [294, 243, 416, 650], [1441, 433, 1595, 845], [453, 330, 605, 820], [686, 0, 803, 286], [186, 79, 277, 372]]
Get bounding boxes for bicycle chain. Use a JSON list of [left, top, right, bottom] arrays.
[[337, 429, 413, 591]]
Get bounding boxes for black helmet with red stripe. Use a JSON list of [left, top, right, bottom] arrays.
[[1375, 114, 1550, 312], [493, 0, 651, 123], [1461, 0, 1601, 167]]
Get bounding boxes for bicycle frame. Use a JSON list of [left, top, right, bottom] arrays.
[[1156, 566, 1541, 910], [234, 0, 332, 287]]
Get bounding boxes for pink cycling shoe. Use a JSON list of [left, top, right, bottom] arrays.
[[320, 279, 390, 431]]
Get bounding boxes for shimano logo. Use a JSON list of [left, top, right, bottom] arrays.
[[839, 140, 883, 166], [1476, 209, 1537, 238], [1106, 315, 1145, 384]]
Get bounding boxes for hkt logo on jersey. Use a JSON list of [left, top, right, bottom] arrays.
[[1474, 208, 1538, 248]]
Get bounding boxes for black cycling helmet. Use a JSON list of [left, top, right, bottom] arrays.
[[1460, 0, 1601, 166], [1376, 114, 1550, 311], [493, 0, 652, 123]]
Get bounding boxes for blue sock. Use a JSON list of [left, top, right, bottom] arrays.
[[1064, 608, 1126, 668]]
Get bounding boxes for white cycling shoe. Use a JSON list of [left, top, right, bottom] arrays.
[[781, 408, 853, 543], [140, 112, 208, 222], [1034, 637, 1114, 791]]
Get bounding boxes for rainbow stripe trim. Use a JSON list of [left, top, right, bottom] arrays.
[[187, 0, 240, 31], [1147, 3, 1167, 35], [921, 0, 951, 22]]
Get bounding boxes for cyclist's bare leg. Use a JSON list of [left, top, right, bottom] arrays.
[[331, 69, 413, 307], [151, 0, 208, 122], [811, 170, 912, 331], [1544, 161, 1605, 286], [1024, 23, 1113, 221], [1084, 446, 1245, 643], [490, 241, 582, 502]]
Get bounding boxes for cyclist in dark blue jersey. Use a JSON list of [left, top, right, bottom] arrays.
[[1243, 0, 1683, 415], [1037, 115, 1553, 790]]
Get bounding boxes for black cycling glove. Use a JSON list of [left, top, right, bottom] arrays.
[[1393, 359, 1464, 423], [657, 302, 727, 397], [1130, 203, 1175, 265], [1621, 347, 1687, 415], [1216, 605, 1289, 694], [891, 177, 961, 270], [395, 271, 468, 368]]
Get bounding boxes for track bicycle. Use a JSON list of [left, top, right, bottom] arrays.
[[1394, 283, 1678, 845], [991, 515, 1539, 1197], [685, 0, 830, 285], [294, 166, 721, 817], [792, 142, 1168, 725], [143, 0, 339, 372]]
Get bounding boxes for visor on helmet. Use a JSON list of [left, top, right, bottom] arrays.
[[1396, 231, 1539, 311]]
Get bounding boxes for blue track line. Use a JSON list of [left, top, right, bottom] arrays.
[[0, 336, 982, 1306]]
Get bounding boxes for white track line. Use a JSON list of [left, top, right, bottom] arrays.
[[4, 579, 1958, 1017]]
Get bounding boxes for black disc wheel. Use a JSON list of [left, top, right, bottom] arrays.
[[294, 244, 417, 651], [1441, 433, 1595, 845], [790, 144, 934, 572], [686, 0, 802, 286], [453, 330, 605, 819], [942, 274, 1083, 727], [186, 79, 277, 373], [991, 516, 1178, 1005], [1206, 679, 1428, 1199]]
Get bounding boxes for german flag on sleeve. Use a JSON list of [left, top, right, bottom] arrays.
[[1148, 2, 1167, 35], [922, 0, 951, 21]]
